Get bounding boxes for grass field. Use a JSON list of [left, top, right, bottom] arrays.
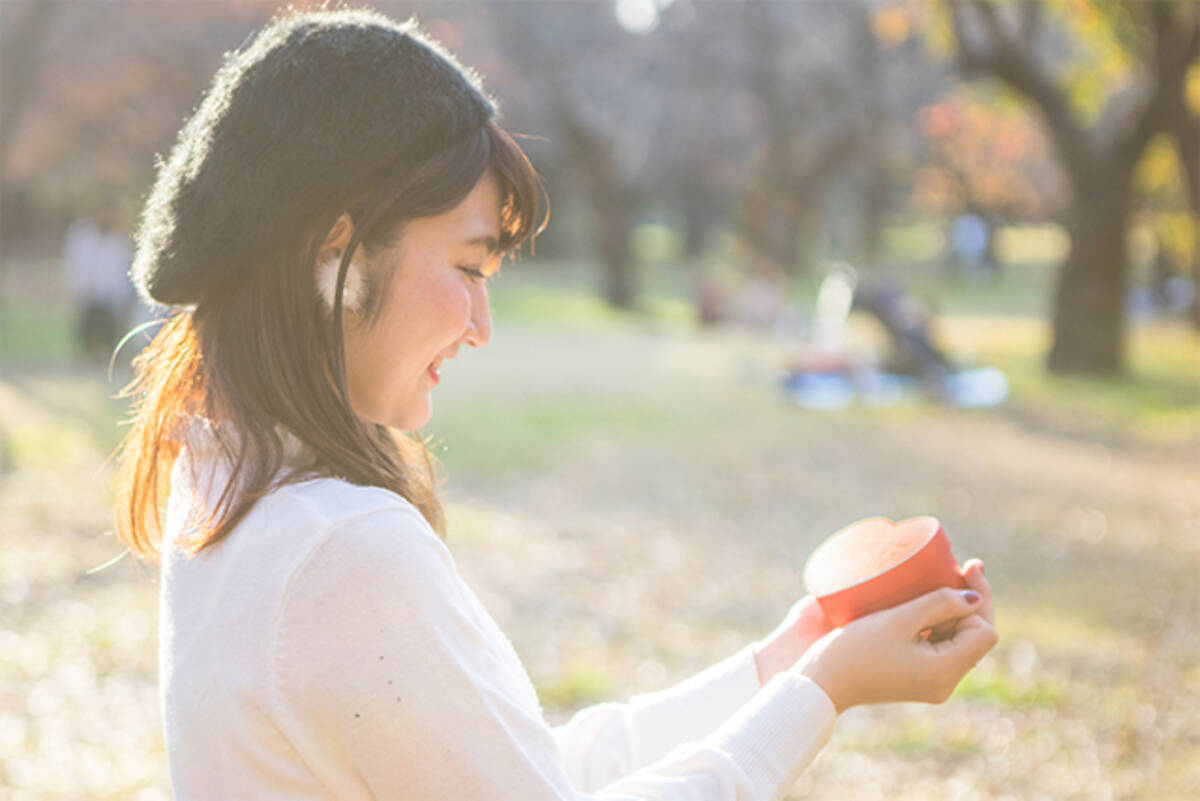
[[1, 247, 1198, 799]]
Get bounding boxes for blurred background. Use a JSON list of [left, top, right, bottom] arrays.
[[1, 1, 1198, 799]]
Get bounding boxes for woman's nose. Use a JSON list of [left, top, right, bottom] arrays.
[[465, 286, 492, 348]]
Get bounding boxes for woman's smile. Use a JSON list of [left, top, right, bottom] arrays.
[[342, 170, 500, 430]]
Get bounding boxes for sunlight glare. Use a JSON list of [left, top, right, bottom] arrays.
[[615, 0, 659, 35]]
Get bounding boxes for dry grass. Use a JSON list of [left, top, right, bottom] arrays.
[[1, 316, 1197, 800]]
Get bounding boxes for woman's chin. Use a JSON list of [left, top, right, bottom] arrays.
[[356, 390, 432, 431], [393, 399, 433, 431]]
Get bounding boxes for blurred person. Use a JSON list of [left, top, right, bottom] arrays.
[[852, 277, 957, 382], [949, 212, 989, 276], [736, 256, 787, 330], [60, 209, 136, 361], [114, 9, 997, 800], [695, 270, 731, 327], [1152, 246, 1196, 315]]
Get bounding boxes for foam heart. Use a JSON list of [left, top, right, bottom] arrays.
[[803, 516, 966, 628]]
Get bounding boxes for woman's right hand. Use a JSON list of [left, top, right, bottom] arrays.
[[791, 578, 998, 713]]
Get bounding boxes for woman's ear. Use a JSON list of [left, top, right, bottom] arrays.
[[316, 253, 367, 313], [316, 213, 367, 313]]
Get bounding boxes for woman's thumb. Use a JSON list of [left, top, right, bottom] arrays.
[[896, 587, 982, 631]]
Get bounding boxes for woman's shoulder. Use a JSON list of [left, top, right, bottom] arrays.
[[270, 477, 447, 568], [273, 475, 427, 531], [167, 416, 447, 581], [258, 475, 438, 563], [268, 479, 462, 632]]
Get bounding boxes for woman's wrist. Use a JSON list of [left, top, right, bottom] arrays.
[[790, 634, 849, 713], [754, 595, 834, 686], [752, 633, 795, 686]]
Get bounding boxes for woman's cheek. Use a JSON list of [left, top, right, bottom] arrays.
[[433, 274, 474, 334]]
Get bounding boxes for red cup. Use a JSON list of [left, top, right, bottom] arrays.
[[803, 516, 966, 628]]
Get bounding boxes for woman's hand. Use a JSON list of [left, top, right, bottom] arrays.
[[754, 559, 994, 687], [753, 595, 835, 686], [792, 568, 998, 713], [959, 558, 993, 626]]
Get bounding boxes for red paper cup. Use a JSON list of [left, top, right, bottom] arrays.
[[803, 516, 966, 628]]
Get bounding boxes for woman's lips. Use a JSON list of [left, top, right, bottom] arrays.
[[426, 354, 447, 385]]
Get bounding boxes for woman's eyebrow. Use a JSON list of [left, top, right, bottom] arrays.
[[464, 235, 499, 254]]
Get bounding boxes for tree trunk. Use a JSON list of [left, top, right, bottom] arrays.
[[736, 178, 801, 273], [597, 203, 634, 309], [552, 97, 636, 309], [678, 171, 713, 260], [1190, 250, 1200, 330], [859, 166, 889, 267], [0, 1, 58, 158], [852, 1, 888, 268], [1046, 172, 1132, 375]]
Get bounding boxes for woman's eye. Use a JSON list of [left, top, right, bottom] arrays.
[[458, 266, 494, 283]]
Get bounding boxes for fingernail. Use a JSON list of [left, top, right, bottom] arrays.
[[963, 590, 981, 604]]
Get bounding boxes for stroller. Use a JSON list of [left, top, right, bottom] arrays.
[[784, 265, 1008, 409]]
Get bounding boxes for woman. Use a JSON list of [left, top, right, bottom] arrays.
[[116, 8, 997, 799]]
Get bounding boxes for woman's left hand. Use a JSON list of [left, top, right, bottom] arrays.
[[753, 595, 834, 686], [753, 559, 994, 686]]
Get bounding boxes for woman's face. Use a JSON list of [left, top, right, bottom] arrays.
[[343, 171, 502, 430]]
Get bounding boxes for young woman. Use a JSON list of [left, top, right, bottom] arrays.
[[116, 8, 997, 799]]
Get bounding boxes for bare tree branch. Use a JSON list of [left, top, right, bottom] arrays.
[[0, 0, 59, 159], [1019, 0, 1043, 43], [948, 0, 990, 72], [1114, 3, 1194, 164], [948, 0, 1094, 177], [970, 0, 1015, 45], [1163, 6, 1200, 213]]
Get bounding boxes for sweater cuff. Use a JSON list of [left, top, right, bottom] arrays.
[[689, 642, 766, 714], [623, 642, 769, 763], [711, 672, 837, 799]]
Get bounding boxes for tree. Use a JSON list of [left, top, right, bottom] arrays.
[[0, 0, 58, 163], [1160, 40, 1200, 326], [488, 3, 647, 309], [913, 90, 1059, 223], [733, 1, 870, 274], [947, 0, 1200, 375], [0, 0, 59, 257], [1, 0, 273, 252]]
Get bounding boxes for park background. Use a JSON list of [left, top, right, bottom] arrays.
[[1, 0, 1198, 799]]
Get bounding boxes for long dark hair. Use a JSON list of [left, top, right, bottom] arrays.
[[115, 9, 546, 559]]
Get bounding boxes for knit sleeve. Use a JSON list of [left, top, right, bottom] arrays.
[[551, 644, 765, 791], [270, 505, 838, 801]]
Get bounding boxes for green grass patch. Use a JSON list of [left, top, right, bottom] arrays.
[[0, 301, 75, 366], [839, 712, 974, 758], [890, 716, 940, 757], [911, 264, 1055, 317], [5, 419, 98, 468], [489, 284, 631, 330], [441, 504, 491, 546], [878, 221, 1066, 277], [952, 665, 1065, 709], [881, 221, 946, 263], [1012, 571, 1164, 643], [999, 602, 1147, 664], [0, 376, 128, 467], [941, 316, 1199, 445], [489, 279, 697, 334], [428, 394, 674, 475], [994, 224, 1071, 265], [536, 663, 613, 710]]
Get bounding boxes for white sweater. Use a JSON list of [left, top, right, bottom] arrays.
[[159, 426, 837, 800]]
